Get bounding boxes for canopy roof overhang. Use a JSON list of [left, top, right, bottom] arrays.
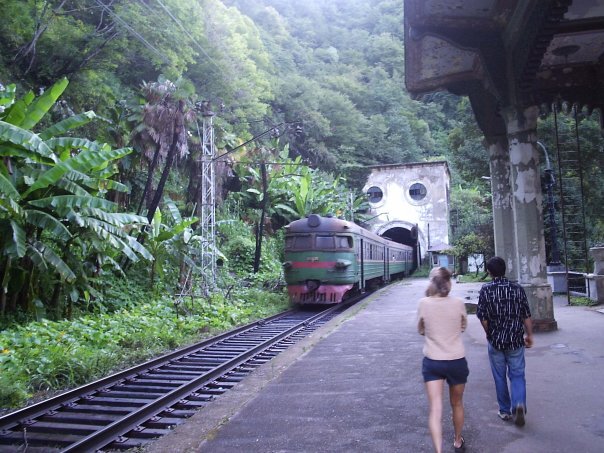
[[404, 0, 604, 136]]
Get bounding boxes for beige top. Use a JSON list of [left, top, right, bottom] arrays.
[[417, 295, 467, 360]]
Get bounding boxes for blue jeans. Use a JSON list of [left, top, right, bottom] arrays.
[[487, 343, 526, 414]]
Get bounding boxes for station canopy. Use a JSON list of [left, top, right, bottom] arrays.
[[404, 0, 604, 136]]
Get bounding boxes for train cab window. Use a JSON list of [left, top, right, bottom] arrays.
[[336, 235, 353, 249], [316, 235, 336, 249], [285, 234, 312, 250]]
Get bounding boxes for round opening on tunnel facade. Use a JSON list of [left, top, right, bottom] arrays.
[[367, 186, 384, 204], [408, 182, 427, 202]]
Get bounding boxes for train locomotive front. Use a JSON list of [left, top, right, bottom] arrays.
[[283, 214, 413, 304]]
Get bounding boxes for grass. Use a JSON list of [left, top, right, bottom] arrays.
[[569, 296, 597, 306], [0, 287, 290, 410], [456, 273, 489, 283]]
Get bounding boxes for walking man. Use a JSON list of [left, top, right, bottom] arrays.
[[477, 256, 533, 427]]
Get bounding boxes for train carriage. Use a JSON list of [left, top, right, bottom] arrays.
[[283, 214, 414, 304]]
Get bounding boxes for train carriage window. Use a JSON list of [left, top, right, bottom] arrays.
[[316, 235, 336, 249], [336, 235, 353, 249]]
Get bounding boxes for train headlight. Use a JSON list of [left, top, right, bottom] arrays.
[[335, 259, 351, 269]]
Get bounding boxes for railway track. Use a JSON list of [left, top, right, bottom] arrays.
[[0, 301, 355, 452]]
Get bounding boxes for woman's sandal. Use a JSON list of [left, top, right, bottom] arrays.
[[454, 436, 465, 452]]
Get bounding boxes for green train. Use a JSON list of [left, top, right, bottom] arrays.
[[283, 214, 414, 304]]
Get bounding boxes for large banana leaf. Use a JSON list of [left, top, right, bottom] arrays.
[[29, 241, 76, 282], [54, 177, 93, 197], [0, 173, 19, 199], [165, 199, 183, 223], [25, 210, 72, 240], [80, 216, 128, 238], [46, 137, 109, 157], [0, 84, 16, 109], [156, 218, 197, 242], [20, 78, 69, 130], [8, 220, 26, 258], [0, 144, 56, 164], [38, 111, 97, 140], [0, 197, 24, 218], [3, 91, 34, 126], [58, 170, 129, 195], [25, 244, 49, 273], [125, 236, 153, 260], [0, 121, 56, 162], [72, 214, 151, 261], [85, 177, 130, 193], [82, 208, 148, 226], [23, 146, 132, 197], [28, 195, 118, 211]]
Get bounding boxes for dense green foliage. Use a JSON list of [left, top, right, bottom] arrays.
[[0, 274, 289, 408]]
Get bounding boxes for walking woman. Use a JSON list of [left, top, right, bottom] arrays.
[[417, 267, 469, 453]]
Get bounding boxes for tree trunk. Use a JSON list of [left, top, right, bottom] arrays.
[[146, 101, 185, 225], [253, 163, 268, 273], [137, 141, 163, 215], [0, 258, 9, 317]]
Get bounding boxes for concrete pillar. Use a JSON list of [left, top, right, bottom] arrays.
[[486, 135, 517, 276], [502, 106, 557, 331], [587, 247, 604, 304]]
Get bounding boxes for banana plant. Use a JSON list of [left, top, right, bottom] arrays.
[[0, 78, 151, 317], [144, 200, 200, 286]]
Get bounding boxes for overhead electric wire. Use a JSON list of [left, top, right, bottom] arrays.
[[135, 0, 180, 36], [152, 0, 223, 72], [93, 0, 170, 63], [96, 1, 299, 139], [212, 121, 300, 161]]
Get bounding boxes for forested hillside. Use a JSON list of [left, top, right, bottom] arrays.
[[0, 0, 459, 172]]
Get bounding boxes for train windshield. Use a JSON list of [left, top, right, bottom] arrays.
[[285, 234, 312, 250], [316, 235, 353, 250], [286, 234, 353, 250]]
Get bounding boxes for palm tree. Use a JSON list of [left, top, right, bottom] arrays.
[[131, 79, 194, 222]]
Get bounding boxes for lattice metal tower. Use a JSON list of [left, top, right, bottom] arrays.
[[553, 103, 589, 301], [200, 105, 216, 284]]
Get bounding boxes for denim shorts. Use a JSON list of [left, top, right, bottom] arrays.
[[422, 357, 469, 385]]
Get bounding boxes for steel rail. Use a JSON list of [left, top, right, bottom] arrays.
[[63, 304, 342, 452], [0, 303, 348, 452], [0, 310, 294, 428]]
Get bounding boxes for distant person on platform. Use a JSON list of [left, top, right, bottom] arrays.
[[477, 256, 533, 427], [417, 267, 468, 453]]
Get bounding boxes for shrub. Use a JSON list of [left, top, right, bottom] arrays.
[[0, 287, 289, 409]]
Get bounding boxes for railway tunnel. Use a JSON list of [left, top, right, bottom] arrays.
[[378, 224, 420, 270], [363, 161, 451, 272]]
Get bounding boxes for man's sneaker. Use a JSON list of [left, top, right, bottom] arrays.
[[498, 411, 512, 421], [514, 406, 525, 427]]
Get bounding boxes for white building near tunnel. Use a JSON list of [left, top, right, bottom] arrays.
[[362, 161, 452, 266]]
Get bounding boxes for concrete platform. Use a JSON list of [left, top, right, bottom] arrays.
[[145, 278, 604, 453]]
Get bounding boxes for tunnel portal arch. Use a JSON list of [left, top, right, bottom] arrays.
[[376, 220, 427, 268]]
